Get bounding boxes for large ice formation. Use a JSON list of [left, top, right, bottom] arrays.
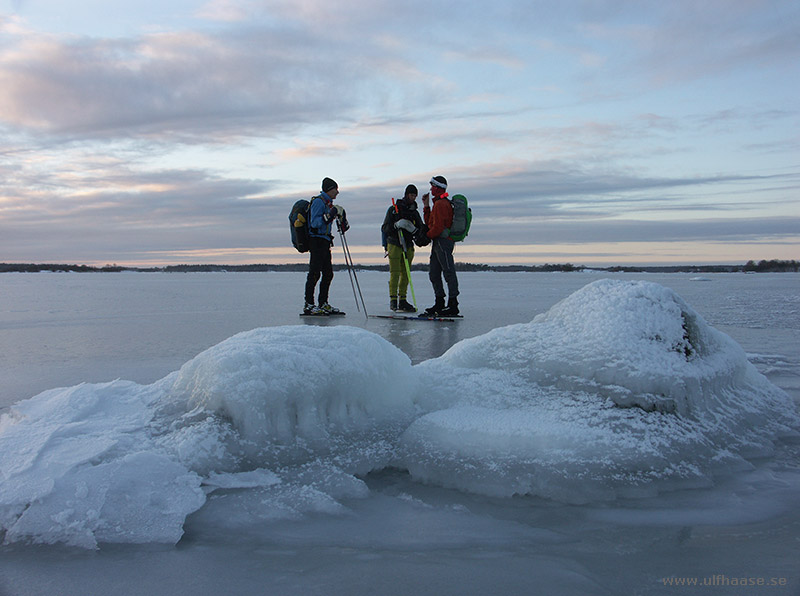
[[1, 280, 796, 547]]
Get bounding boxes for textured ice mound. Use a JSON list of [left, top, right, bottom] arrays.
[[435, 278, 746, 415], [0, 381, 205, 549], [401, 280, 799, 502], [163, 325, 417, 449], [0, 326, 417, 548]]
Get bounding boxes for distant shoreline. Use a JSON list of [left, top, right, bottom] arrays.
[[1, 260, 797, 274]]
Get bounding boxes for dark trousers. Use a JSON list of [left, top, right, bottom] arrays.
[[429, 237, 459, 299], [305, 236, 333, 304]]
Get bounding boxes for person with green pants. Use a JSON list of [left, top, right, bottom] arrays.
[[381, 185, 425, 312]]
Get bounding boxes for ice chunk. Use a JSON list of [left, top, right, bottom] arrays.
[[401, 280, 799, 502], [0, 381, 158, 508], [0, 326, 417, 548], [163, 326, 418, 451], [0, 380, 204, 548], [434, 279, 748, 415]]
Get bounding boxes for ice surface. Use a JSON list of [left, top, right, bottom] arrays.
[[1, 279, 797, 549]]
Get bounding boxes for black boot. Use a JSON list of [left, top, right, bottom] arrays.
[[440, 297, 459, 317], [390, 297, 398, 311], [398, 299, 416, 312], [423, 296, 445, 316]]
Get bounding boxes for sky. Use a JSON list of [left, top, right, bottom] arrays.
[[0, 0, 798, 267]]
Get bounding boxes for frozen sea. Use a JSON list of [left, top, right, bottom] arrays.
[[0, 271, 798, 595]]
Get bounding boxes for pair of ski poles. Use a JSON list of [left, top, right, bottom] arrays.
[[337, 220, 368, 317], [391, 198, 417, 311]]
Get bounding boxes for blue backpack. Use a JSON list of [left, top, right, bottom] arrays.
[[289, 198, 313, 253]]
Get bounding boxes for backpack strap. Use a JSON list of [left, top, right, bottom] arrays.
[[307, 195, 322, 234]]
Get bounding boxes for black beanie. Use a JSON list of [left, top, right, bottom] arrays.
[[404, 184, 418, 198], [322, 177, 338, 193]]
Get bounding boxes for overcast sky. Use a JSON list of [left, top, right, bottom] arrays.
[[1, 0, 798, 266]]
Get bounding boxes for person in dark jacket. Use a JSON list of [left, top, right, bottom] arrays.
[[304, 177, 347, 315], [422, 175, 459, 316], [381, 184, 425, 312]]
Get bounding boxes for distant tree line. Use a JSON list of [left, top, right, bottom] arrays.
[[0, 263, 154, 273], [743, 260, 799, 272], [1, 261, 797, 274]]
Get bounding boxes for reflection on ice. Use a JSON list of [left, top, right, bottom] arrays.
[[1, 280, 797, 548]]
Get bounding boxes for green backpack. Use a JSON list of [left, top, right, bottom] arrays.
[[449, 194, 472, 242]]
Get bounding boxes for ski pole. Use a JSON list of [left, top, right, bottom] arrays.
[[345, 230, 368, 317], [338, 225, 359, 312], [338, 222, 368, 317], [343, 230, 368, 317], [391, 198, 417, 310]]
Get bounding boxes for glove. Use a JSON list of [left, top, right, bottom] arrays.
[[325, 204, 344, 222], [413, 224, 431, 247], [394, 219, 417, 233], [339, 206, 350, 232]]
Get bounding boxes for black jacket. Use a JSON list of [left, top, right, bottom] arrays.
[[381, 198, 425, 248]]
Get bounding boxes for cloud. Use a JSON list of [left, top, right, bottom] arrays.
[[0, 31, 328, 139], [470, 216, 800, 246], [0, 14, 442, 142], [196, 0, 253, 22], [1, 160, 271, 225], [443, 160, 791, 209], [5, 1, 793, 145], [3, 159, 797, 264], [579, 1, 800, 88]]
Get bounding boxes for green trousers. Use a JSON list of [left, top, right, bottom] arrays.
[[387, 243, 414, 299]]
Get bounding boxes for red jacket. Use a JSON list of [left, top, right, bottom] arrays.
[[424, 195, 453, 239]]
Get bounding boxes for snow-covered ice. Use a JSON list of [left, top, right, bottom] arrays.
[[2, 279, 797, 553], [403, 280, 798, 502]]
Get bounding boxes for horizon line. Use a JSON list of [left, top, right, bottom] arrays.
[[3, 260, 798, 272]]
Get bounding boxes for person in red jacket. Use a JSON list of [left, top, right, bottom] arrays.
[[421, 175, 460, 316]]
